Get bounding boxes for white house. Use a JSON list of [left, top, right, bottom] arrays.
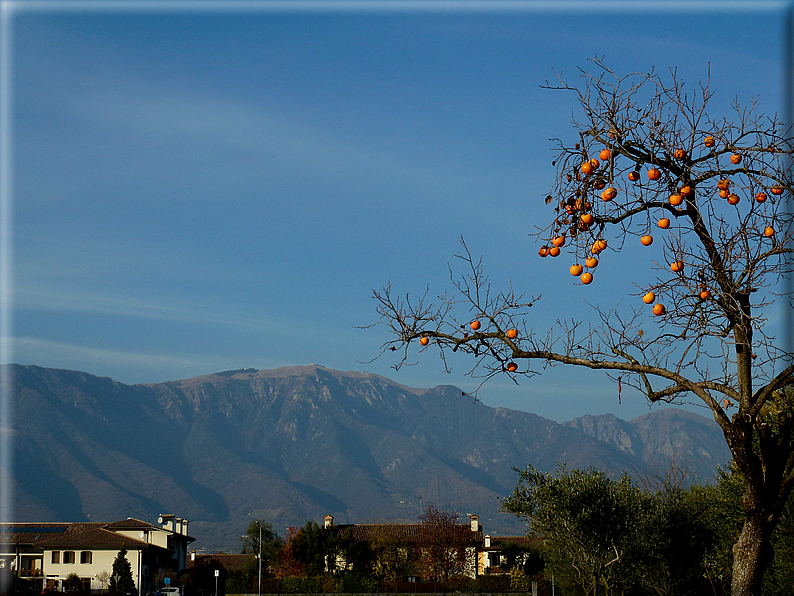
[[0, 514, 194, 594]]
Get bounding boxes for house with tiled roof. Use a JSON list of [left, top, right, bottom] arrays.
[[479, 535, 543, 576], [0, 514, 194, 594], [324, 513, 484, 580]]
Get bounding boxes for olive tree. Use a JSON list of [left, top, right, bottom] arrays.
[[373, 60, 793, 596], [502, 466, 658, 596]]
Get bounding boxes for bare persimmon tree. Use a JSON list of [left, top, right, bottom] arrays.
[[372, 60, 793, 596], [415, 506, 473, 581]]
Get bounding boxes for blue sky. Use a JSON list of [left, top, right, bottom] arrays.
[[5, 1, 791, 422]]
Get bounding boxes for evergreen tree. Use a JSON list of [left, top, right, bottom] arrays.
[[111, 544, 135, 593]]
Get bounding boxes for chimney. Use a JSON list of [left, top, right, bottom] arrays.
[[484, 535, 491, 548], [191, 551, 196, 562], [159, 514, 175, 531], [470, 514, 479, 532], [323, 514, 334, 529]]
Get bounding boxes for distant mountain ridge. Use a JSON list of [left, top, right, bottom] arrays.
[[7, 363, 731, 552], [565, 410, 731, 481]]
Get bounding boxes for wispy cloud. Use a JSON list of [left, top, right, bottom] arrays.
[[7, 335, 297, 384], [20, 57, 482, 208], [13, 278, 297, 334]]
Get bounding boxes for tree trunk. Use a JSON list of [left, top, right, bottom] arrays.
[[731, 514, 774, 596]]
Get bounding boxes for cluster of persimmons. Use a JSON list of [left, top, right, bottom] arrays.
[[536, 138, 782, 318], [410, 132, 784, 377]]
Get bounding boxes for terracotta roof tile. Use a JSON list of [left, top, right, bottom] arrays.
[[35, 524, 161, 550], [2, 520, 192, 551], [339, 524, 483, 546], [0, 524, 70, 546], [104, 518, 158, 530]]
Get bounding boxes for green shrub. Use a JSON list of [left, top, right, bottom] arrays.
[[278, 576, 323, 593], [509, 567, 532, 592]]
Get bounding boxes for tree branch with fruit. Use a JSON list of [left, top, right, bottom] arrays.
[[373, 59, 793, 596]]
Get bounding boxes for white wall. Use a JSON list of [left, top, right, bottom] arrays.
[[42, 548, 140, 591], [115, 528, 170, 550]]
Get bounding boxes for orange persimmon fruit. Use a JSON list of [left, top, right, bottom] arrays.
[[601, 187, 617, 201], [591, 239, 607, 254]]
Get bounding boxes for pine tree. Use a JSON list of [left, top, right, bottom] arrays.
[[111, 545, 135, 593]]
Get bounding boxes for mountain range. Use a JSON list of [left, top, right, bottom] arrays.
[[7, 363, 732, 552]]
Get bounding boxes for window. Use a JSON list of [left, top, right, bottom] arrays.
[[80, 551, 92, 564], [63, 551, 75, 564], [51, 552, 60, 564]]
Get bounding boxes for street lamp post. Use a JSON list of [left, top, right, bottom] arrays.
[[258, 522, 262, 596]]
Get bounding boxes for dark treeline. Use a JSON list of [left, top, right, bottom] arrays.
[[501, 465, 794, 596], [180, 467, 793, 596]]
